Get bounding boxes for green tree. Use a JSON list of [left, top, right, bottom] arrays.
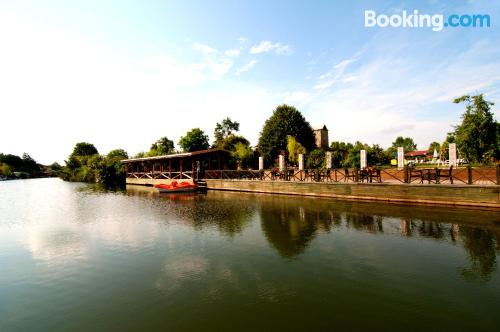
[[428, 141, 441, 155], [107, 149, 129, 160], [330, 141, 352, 168], [178, 128, 210, 152], [0, 163, 12, 177], [232, 142, 255, 169], [258, 104, 315, 166], [70, 142, 98, 158], [287, 136, 306, 165], [453, 94, 498, 163], [148, 137, 175, 156], [306, 149, 325, 169], [219, 135, 250, 151], [214, 118, 240, 148], [387, 136, 417, 157]]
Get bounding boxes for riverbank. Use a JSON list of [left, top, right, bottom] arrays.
[[203, 179, 500, 209]]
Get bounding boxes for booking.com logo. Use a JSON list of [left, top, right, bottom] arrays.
[[365, 10, 491, 32]]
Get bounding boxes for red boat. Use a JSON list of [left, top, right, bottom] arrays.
[[154, 181, 199, 193]]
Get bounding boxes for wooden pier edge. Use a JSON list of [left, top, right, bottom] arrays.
[[203, 180, 500, 209]]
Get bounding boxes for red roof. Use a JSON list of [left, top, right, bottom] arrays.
[[404, 150, 429, 157]]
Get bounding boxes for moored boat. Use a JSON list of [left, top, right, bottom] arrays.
[[154, 181, 199, 193]]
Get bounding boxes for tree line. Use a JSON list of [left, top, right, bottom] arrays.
[[57, 93, 497, 186], [0, 153, 61, 180]]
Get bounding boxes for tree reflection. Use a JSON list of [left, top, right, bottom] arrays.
[[459, 226, 498, 281], [345, 213, 384, 233], [259, 202, 337, 258]]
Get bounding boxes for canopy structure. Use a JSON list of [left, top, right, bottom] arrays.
[[123, 148, 232, 182]]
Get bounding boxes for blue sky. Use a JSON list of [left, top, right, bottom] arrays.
[[0, 0, 498, 163]]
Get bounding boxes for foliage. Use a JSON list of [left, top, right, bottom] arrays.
[[133, 151, 146, 158], [232, 142, 255, 169], [258, 104, 315, 166], [329, 141, 390, 168], [287, 136, 306, 165], [107, 149, 129, 160], [70, 142, 98, 158], [428, 141, 440, 156], [0, 152, 42, 177], [178, 128, 210, 152], [453, 94, 498, 163], [306, 149, 325, 169], [219, 135, 250, 151], [148, 137, 175, 156], [214, 118, 240, 148], [0, 163, 12, 177], [387, 136, 417, 157], [329, 141, 352, 168], [60, 142, 125, 186]]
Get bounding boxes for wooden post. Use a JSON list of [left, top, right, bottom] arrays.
[[404, 165, 409, 183], [467, 165, 473, 185], [497, 164, 500, 185]]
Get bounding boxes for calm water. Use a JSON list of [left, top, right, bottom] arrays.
[[0, 178, 499, 331]]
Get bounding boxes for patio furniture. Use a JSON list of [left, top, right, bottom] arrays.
[[437, 165, 453, 184], [423, 168, 439, 184], [321, 169, 331, 182], [408, 167, 424, 184], [369, 168, 382, 183], [359, 169, 371, 182], [344, 168, 356, 182]]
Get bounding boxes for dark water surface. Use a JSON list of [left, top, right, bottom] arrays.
[[0, 178, 499, 331]]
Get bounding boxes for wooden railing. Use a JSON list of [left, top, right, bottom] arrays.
[[127, 171, 194, 180], [199, 166, 500, 186]]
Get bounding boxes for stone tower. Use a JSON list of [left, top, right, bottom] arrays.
[[313, 125, 329, 149]]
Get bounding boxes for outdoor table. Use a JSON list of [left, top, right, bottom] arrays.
[[421, 168, 439, 184]]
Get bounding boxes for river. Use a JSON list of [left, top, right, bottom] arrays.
[[0, 178, 499, 331]]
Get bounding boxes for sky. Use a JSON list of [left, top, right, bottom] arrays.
[[0, 0, 499, 164]]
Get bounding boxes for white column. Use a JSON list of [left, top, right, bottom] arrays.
[[298, 154, 304, 170], [360, 149, 367, 169], [258, 156, 264, 170], [279, 155, 285, 172], [397, 147, 404, 169], [326, 151, 332, 169], [449, 143, 457, 166]]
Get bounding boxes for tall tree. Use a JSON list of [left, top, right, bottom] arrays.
[[214, 118, 240, 148], [149, 137, 175, 156], [107, 149, 129, 160], [178, 128, 210, 152], [453, 94, 498, 163], [70, 142, 98, 157], [258, 104, 315, 165]]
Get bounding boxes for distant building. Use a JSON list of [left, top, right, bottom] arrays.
[[313, 125, 329, 149]]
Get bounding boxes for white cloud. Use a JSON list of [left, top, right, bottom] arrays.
[[225, 49, 241, 57], [250, 41, 292, 55], [192, 42, 217, 55], [236, 59, 257, 75]]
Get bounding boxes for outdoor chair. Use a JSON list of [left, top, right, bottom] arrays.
[[408, 167, 424, 184], [344, 168, 356, 182], [370, 168, 382, 183], [321, 169, 331, 182], [359, 169, 370, 183], [437, 165, 453, 184]]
